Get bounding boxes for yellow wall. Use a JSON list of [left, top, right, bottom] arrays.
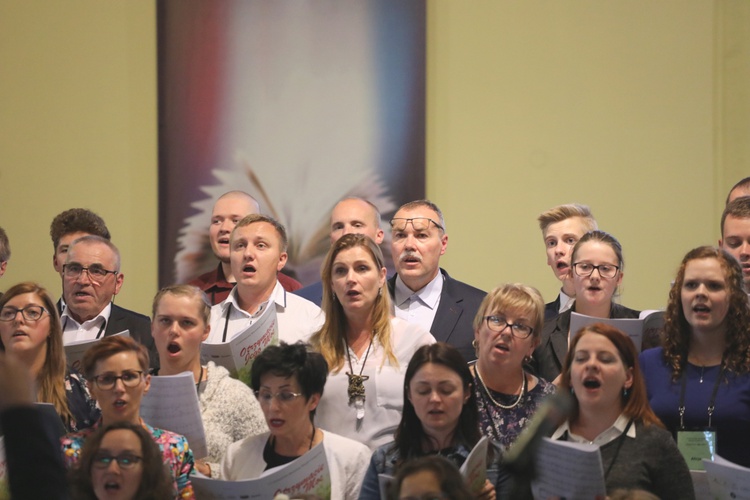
[[0, 1, 745, 315]]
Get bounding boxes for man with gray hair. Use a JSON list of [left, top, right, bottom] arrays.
[[61, 235, 157, 368], [387, 199, 485, 362]]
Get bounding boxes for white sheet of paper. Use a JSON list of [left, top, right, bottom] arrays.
[[64, 329, 130, 371], [140, 371, 207, 459], [570, 312, 644, 351], [459, 435, 489, 494], [201, 306, 277, 383], [531, 437, 606, 500], [704, 455, 750, 500], [191, 441, 330, 499]]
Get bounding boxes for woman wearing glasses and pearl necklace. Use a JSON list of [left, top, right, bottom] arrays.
[[221, 342, 370, 499], [470, 284, 555, 496], [532, 230, 639, 384], [0, 282, 99, 432], [309, 234, 434, 451], [61, 336, 195, 499]]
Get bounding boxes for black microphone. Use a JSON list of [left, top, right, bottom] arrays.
[[504, 391, 574, 480]]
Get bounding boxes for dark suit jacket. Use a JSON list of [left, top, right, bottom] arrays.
[[57, 301, 158, 371], [388, 268, 486, 363], [531, 302, 640, 383], [2, 406, 69, 500], [544, 295, 561, 322], [293, 280, 323, 307]]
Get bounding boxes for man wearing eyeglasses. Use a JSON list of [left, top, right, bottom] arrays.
[[387, 200, 485, 362], [61, 235, 157, 369]]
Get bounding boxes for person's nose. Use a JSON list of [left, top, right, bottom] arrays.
[[219, 219, 234, 233], [428, 390, 441, 403]]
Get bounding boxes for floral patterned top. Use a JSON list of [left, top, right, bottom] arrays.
[[61, 418, 195, 499], [64, 369, 100, 432], [473, 368, 555, 451]]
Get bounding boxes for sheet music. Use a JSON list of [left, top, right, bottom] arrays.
[[570, 312, 644, 351], [531, 437, 606, 499], [64, 329, 130, 371], [140, 371, 207, 459]]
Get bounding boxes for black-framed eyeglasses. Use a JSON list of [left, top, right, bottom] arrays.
[[92, 370, 144, 390], [92, 452, 143, 469], [254, 390, 304, 405], [390, 217, 444, 233], [572, 262, 620, 279], [63, 263, 119, 282], [484, 315, 534, 339], [0, 305, 47, 322]]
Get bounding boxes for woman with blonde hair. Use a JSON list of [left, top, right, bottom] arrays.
[[0, 282, 99, 431], [310, 234, 434, 450]]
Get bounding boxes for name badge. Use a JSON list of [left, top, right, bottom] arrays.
[[677, 429, 716, 471]]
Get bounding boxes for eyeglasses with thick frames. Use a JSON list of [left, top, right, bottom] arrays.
[[92, 452, 143, 469], [63, 263, 119, 282], [92, 370, 144, 390], [254, 390, 304, 405], [0, 305, 47, 322], [484, 315, 534, 339], [572, 262, 620, 279], [390, 217, 444, 233]]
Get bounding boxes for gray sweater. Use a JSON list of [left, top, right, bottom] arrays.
[[200, 361, 267, 477], [600, 422, 695, 499]]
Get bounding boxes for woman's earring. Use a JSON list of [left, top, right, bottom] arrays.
[[622, 387, 630, 398], [377, 287, 382, 297], [332, 292, 337, 301]]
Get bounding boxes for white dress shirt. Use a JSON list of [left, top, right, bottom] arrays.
[[207, 281, 324, 345], [62, 302, 112, 344], [392, 271, 444, 332]]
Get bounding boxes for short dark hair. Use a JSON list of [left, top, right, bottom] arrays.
[[390, 455, 473, 500], [571, 230, 625, 271], [70, 421, 174, 500], [721, 196, 750, 237], [250, 342, 328, 418], [81, 336, 150, 380], [393, 343, 480, 462], [726, 176, 750, 205], [0, 226, 9, 262], [49, 208, 110, 251]]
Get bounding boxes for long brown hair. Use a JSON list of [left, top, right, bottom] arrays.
[[310, 233, 395, 372], [559, 323, 663, 427], [662, 246, 750, 380], [0, 282, 72, 424]]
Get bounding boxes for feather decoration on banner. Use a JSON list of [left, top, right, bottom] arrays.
[[173, 153, 397, 284]]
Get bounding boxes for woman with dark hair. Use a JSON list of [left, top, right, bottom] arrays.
[[359, 343, 494, 500], [0, 282, 99, 431], [220, 342, 370, 500], [553, 323, 693, 498], [69, 421, 174, 500], [310, 234, 434, 450], [640, 246, 750, 467], [61, 335, 195, 499], [389, 455, 473, 500], [533, 230, 639, 383]]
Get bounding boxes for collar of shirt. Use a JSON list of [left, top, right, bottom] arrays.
[[558, 289, 574, 314], [394, 270, 444, 309], [551, 413, 635, 445], [62, 302, 112, 332], [223, 280, 287, 318]]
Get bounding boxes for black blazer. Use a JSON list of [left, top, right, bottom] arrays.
[[388, 268, 486, 363], [531, 302, 640, 383], [57, 300, 158, 370], [544, 295, 561, 322]]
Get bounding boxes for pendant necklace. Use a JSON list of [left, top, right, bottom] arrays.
[[345, 334, 373, 420], [476, 365, 526, 410]]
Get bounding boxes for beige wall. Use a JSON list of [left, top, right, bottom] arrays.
[[0, 1, 744, 315]]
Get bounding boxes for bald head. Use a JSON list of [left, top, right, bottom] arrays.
[[210, 191, 261, 262], [330, 197, 384, 244]]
